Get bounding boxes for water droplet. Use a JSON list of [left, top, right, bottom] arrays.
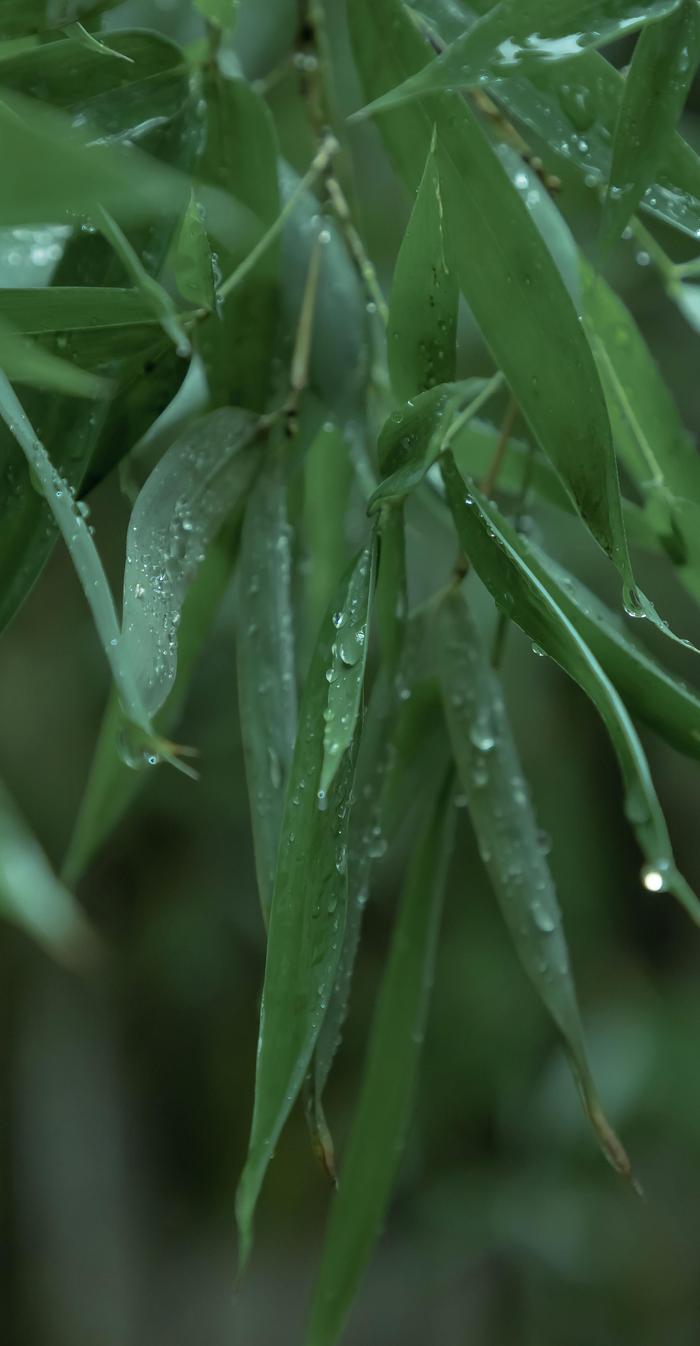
[[641, 859, 671, 893]]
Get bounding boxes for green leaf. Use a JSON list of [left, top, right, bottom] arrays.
[[0, 371, 153, 734], [525, 545, 700, 762], [197, 67, 280, 411], [235, 556, 367, 1267], [0, 776, 98, 967], [237, 440, 297, 926], [0, 28, 188, 138], [304, 776, 454, 1346], [438, 585, 631, 1175], [442, 453, 700, 924], [581, 262, 700, 584], [0, 317, 108, 397], [353, 0, 682, 119], [0, 286, 174, 333], [601, 0, 700, 246], [95, 206, 191, 357], [62, 516, 242, 886], [195, 0, 238, 28], [0, 0, 120, 38], [174, 190, 216, 311], [302, 420, 353, 646], [63, 21, 134, 62], [122, 408, 261, 719], [388, 132, 458, 402], [350, 0, 634, 582], [371, 377, 497, 513], [320, 541, 376, 796], [308, 513, 407, 1178]]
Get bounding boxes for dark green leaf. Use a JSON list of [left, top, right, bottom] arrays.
[[601, 0, 700, 246], [439, 585, 631, 1174], [320, 540, 376, 796], [0, 286, 173, 333], [350, 0, 634, 582], [235, 554, 368, 1266], [174, 191, 216, 311], [0, 318, 108, 397], [354, 0, 682, 118], [388, 133, 458, 402], [0, 0, 120, 38], [237, 440, 297, 925], [304, 776, 454, 1346], [442, 453, 700, 924]]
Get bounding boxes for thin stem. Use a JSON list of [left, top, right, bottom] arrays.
[[325, 173, 389, 325], [441, 370, 505, 452], [480, 393, 518, 496], [216, 135, 338, 304]]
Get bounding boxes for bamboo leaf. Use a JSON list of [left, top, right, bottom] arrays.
[[0, 287, 174, 333], [438, 586, 631, 1175], [525, 544, 700, 762], [320, 540, 376, 799], [353, 0, 682, 119], [350, 0, 635, 584], [304, 776, 454, 1346], [237, 441, 297, 925], [62, 518, 242, 885], [601, 0, 700, 246], [0, 777, 99, 967], [388, 133, 458, 402], [0, 318, 109, 397], [442, 452, 700, 924], [370, 378, 492, 512], [235, 553, 369, 1267], [0, 0, 121, 37], [174, 191, 216, 311], [122, 408, 261, 719]]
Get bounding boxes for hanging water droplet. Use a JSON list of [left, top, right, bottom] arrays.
[[641, 859, 671, 892]]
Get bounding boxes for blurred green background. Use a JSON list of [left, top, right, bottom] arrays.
[[3, 2, 700, 1344]]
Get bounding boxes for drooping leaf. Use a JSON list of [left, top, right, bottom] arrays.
[[0, 318, 109, 397], [417, 0, 700, 241], [174, 190, 216, 311], [438, 585, 631, 1174], [304, 775, 454, 1346], [235, 554, 369, 1267], [442, 453, 700, 923], [319, 541, 376, 797], [0, 286, 175, 333], [525, 544, 700, 762], [0, 28, 187, 137], [0, 777, 98, 967], [196, 66, 280, 411], [121, 408, 261, 720], [61, 515, 242, 886], [388, 133, 458, 402], [95, 207, 192, 357], [302, 419, 353, 646], [353, 0, 682, 119], [370, 377, 497, 512], [237, 440, 297, 925], [349, 0, 634, 582], [601, 0, 700, 246], [581, 263, 700, 585], [0, 0, 121, 38]]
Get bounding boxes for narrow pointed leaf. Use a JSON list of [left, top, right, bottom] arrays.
[[237, 443, 297, 925], [0, 287, 174, 334], [174, 190, 216, 310], [122, 408, 261, 719], [350, 0, 634, 582], [0, 320, 109, 398], [0, 0, 121, 37], [438, 586, 630, 1175], [442, 453, 700, 924], [62, 518, 242, 886], [602, 1, 700, 245], [370, 378, 490, 512], [305, 777, 454, 1346], [320, 540, 376, 798], [525, 545, 700, 761], [388, 135, 458, 402], [0, 778, 99, 968], [354, 0, 682, 119], [235, 556, 369, 1267]]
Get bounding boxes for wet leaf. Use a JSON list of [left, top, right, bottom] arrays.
[[174, 190, 216, 311], [235, 558, 366, 1268], [304, 775, 454, 1346], [0, 286, 173, 333], [442, 453, 700, 924], [601, 0, 700, 246], [388, 133, 458, 402], [0, 318, 109, 397], [353, 0, 682, 119], [122, 407, 261, 719], [350, 0, 634, 582], [438, 585, 631, 1175], [0, 0, 121, 38], [237, 440, 297, 925]]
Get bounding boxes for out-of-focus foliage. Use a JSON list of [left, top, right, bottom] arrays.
[[2, 2, 700, 1345]]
